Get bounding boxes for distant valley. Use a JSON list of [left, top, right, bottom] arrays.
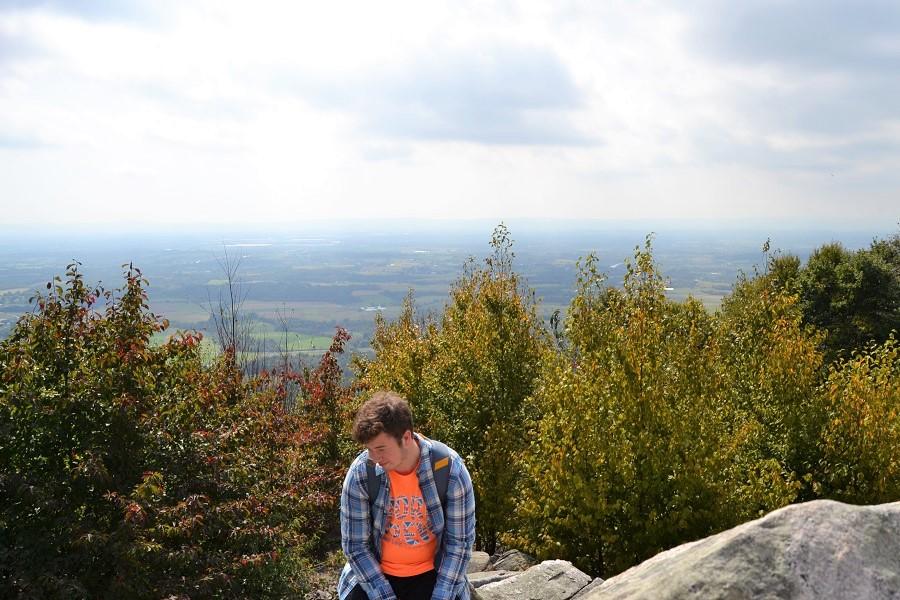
[[0, 224, 888, 363]]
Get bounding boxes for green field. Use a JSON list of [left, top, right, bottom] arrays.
[[3, 226, 886, 350]]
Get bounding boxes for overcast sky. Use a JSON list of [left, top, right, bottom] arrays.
[[1, 0, 898, 229]]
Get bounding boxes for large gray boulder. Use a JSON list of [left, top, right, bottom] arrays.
[[477, 559, 593, 600], [491, 549, 538, 572], [582, 499, 900, 599], [570, 577, 605, 599], [468, 551, 492, 573], [468, 570, 517, 588]]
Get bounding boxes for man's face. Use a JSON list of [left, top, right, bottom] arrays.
[[366, 430, 412, 472]]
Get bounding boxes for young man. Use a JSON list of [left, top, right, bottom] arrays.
[[338, 391, 476, 600]]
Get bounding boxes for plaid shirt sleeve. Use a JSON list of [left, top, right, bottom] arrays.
[[431, 453, 476, 600], [340, 456, 397, 600]]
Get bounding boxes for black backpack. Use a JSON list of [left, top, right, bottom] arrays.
[[366, 439, 452, 518]]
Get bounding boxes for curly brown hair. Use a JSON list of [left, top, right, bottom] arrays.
[[352, 390, 415, 444]]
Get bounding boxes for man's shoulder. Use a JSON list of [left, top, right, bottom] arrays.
[[343, 449, 372, 484], [347, 450, 369, 473], [420, 436, 470, 483], [429, 438, 464, 464], [417, 434, 461, 458], [350, 448, 370, 467]]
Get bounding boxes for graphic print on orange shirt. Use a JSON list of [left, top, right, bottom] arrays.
[[380, 464, 438, 577]]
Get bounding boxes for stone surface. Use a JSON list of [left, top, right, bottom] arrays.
[[478, 559, 593, 600], [582, 499, 900, 600], [468, 551, 491, 573], [491, 549, 538, 572], [570, 577, 605, 599], [468, 570, 517, 588]]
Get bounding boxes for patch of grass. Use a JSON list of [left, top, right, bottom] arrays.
[[250, 331, 333, 351], [148, 301, 211, 324]]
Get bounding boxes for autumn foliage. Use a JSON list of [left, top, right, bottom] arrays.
[[356, 225, 549, 553], [0, 264, 351, 598], [505, 242, 819, 574], [2, 226, 899, 593], [362, 228, 900, 578]]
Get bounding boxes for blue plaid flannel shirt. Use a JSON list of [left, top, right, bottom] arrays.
[[337, 433, 476, 600]]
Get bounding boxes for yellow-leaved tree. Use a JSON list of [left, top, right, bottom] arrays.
[[356, 225, 550, 553], [507, 238, 813, 577], [715, 268, 827, 506], [818, 335, 900, 503]]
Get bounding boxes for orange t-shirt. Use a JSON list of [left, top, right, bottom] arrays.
[[380, 462, 438, 577]]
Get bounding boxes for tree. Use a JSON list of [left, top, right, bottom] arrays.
[[817, 335, 900, 503], [773, 233, 900, 363], [207, 246, 263, 376], [357, 224, 549, 553], [508, 239, 807, 577], [716, 268, 826, 502], [0, 265, 342, 598], [296, 327, 356, 465]]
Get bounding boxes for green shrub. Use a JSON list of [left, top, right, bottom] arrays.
[[817, 335, 900, 503], [357, 225, 549, 552], [507, 240, 808, 577], [0, 264, 343, 598], [716, 270, 826, 502]]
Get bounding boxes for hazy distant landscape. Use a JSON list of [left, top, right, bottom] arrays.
[[0, 222, 889, 360]]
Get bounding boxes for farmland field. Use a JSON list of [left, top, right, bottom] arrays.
[[0, 222, 888, 368]]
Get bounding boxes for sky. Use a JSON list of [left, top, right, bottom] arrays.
[[0, 0, 898, 229]]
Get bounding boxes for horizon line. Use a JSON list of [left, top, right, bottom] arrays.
[[1, 215, 896, 235]]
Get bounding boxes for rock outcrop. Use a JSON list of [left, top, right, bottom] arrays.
[[467, 551, 492, 573], [475, 560, 592, 600], [583, 499, 900, 599], [490, 549, 538, 572], [468, 570, 517, 588], [323, 499, 900, 599], [570, 577, 605, 599]]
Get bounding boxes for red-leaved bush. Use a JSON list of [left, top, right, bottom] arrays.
[[0, 264, 351, 598]]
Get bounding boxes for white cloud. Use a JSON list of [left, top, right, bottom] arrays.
[[0, 0, 897, 227]]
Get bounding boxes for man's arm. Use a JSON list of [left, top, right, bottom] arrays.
[[340, 458, 397, 600], [431, 456, 476, 600]]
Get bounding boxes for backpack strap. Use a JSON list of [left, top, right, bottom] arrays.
[[366, 458, 380, 513], [430, 440, 451, 507], [366, 437, 452, 516]]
